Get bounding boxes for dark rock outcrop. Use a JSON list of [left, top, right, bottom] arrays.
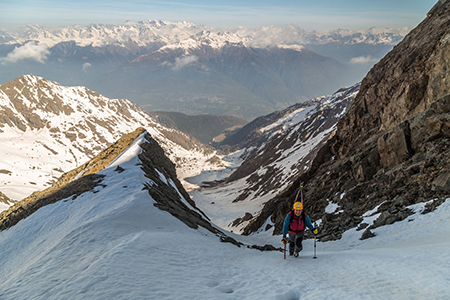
[[0, 191, 11, 206], [361, 229, 375, 240], [139, 132, 238, 241]]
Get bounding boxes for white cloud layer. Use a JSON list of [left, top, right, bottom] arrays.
[[1, 42, 50, 64], [162, 55, 198, 71], [350, 55, 379, 64], [173, 55, 198, 71], [82, 62, 92, 73]]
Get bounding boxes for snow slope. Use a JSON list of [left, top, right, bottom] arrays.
[[0, 133, 448, 299]]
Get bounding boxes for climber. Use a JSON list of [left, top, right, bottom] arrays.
[[281, 202, 317, 257]]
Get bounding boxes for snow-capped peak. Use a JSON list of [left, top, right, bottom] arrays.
[[157, 30, 249, 52]]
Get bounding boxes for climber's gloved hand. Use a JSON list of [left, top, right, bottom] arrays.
[[281, 238, 288, 245]]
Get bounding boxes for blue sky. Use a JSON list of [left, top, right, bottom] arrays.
[[0, 0, 439, 30]]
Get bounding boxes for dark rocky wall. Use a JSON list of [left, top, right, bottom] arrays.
[[242, 1, 450, 241]]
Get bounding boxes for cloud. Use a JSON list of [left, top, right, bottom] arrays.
[[82, 62, 92, 73], [350, 55, 379, 64], [161, 55, 199, 71], [160, 61, 172, 67], [1, 42, 50, 64]]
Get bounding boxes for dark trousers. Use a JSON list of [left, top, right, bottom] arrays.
[[289, 231, 304, 254]]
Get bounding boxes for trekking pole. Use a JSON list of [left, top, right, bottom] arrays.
[[313, 235, 317, 259], [284, 242, 286, 259], [313, 222, 317, 259]]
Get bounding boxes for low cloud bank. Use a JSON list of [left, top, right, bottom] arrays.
[[350, 55, 379, 64], [161, 55, 198, 71], [1, 42, 50, 64], [82, 62, 92, 73]]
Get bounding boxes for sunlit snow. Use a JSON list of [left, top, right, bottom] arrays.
[[0, 137, 448, 299]]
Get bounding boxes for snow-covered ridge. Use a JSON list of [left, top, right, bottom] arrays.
[[260, 84, 359, 140], [1, 20, 406, 49]]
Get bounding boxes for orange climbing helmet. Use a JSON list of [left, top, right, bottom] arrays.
[[293, 202, 303, 210]]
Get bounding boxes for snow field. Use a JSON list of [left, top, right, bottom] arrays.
[[0, 136, 449, 299], [0, 127, 84, 201]]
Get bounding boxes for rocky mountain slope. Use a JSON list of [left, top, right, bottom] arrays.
[[189, 84, 359, 232], [0, 21, 405, 119], [0, 75, 227, 204], [241, 0, 450, 240]]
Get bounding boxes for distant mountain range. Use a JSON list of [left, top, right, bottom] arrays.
[[0, 21, 406, 49], [0, 21, 405, 120], [91, 42, 349, 119]]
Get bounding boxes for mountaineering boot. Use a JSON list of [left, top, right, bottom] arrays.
[[294, 251, 299, 257], [289, 253, 294, 257]]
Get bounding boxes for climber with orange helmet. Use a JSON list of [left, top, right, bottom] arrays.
[[281, 202, 317, 257]]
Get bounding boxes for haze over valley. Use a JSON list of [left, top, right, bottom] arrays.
[[1, 22, 405, 120]]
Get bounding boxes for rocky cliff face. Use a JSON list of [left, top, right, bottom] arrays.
[[242, 1, 450, 239], [336, 1, 450, 157]]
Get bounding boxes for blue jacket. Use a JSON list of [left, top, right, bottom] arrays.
[[282, 211, 314, 238]]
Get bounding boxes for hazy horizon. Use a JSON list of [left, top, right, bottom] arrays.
[[0, 0, 438, 31]]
